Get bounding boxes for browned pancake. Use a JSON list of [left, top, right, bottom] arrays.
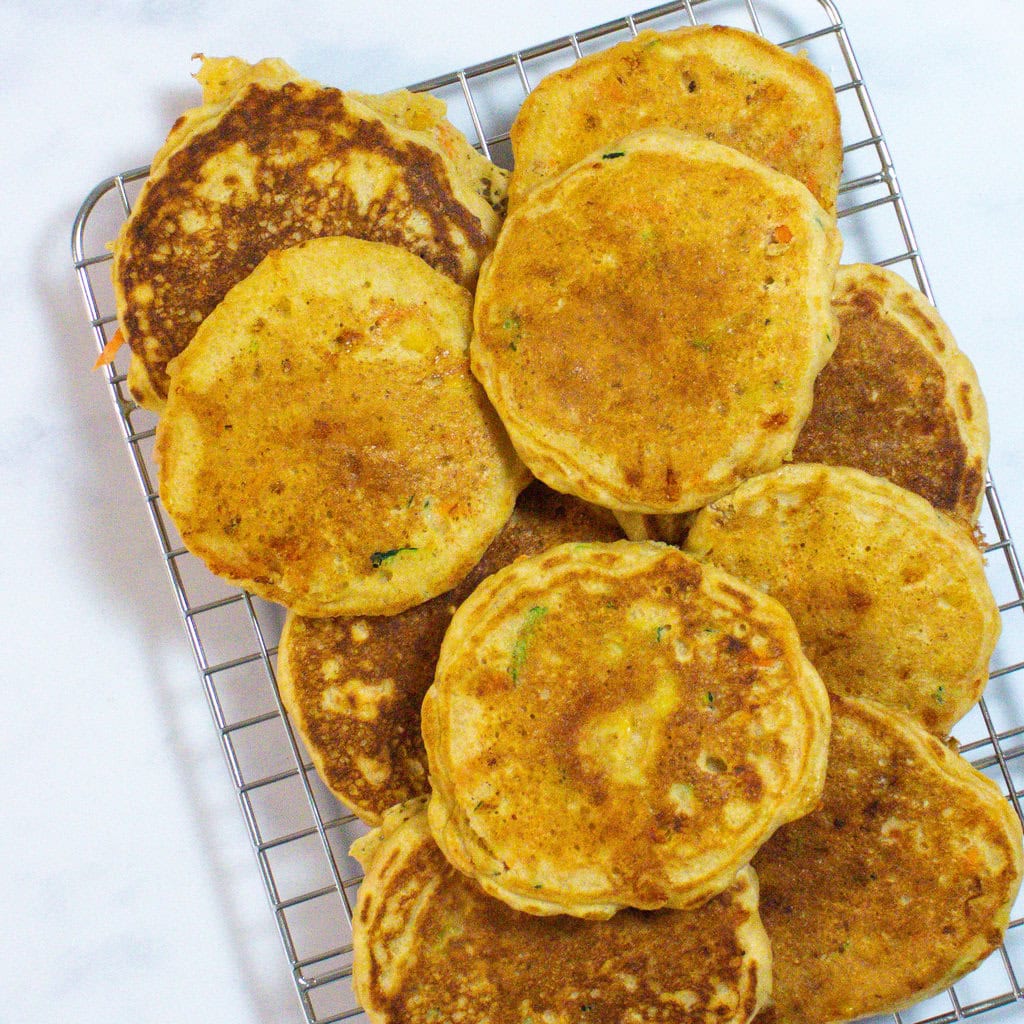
[[277, 483, 621, 823], [113, 57, 503, 409], [754, 694, 1023, 1023], [352, 798, 772, 1024], [792, 264, 990, 523]]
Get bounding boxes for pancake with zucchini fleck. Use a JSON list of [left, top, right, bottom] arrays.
[[472, 128, 842, 514], [792, 263, 990, 524], [685, 464, 1000, 734], [352, 797, 772, 1024], [508, 24, 842, 212], [276, 483, 621, 824], [754, 693, 1023, 1024], [156, 235, 528, 617], [113, 55, 506, 411], [422, 540, 830, 919]]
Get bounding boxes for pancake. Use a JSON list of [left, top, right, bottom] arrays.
[[192, 57, 508, 213], [792, 262, 990, 524], [351, 797, 772, 1024], [113, 55, 506, 410], [508, 24, 842, 213], [753, 694, 1023, 1024], [685, 463, 1000, 734], [472, 128, 842, 514], [422, 540, 830, 919], [155, 235, 528, 617], [276, 483, 622, 823]]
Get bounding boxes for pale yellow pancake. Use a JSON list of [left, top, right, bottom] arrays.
[[686, 463, 1000, 734], [508, 24, 842, 212]]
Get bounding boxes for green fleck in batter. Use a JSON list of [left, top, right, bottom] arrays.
[[509, 605, 548, 684], [370, 546, 418, 569]]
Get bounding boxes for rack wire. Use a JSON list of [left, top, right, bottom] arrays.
[[71, 1, 1024, 1021]]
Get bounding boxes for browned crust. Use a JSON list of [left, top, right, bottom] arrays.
[[352, 799, 772, 1024], [792, 263, 990, 524], [115, 79, 496, 408]]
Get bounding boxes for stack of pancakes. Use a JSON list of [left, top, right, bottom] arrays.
[[110, 25, 1021, 1024]]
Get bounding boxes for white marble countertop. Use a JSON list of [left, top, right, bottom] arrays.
[[2, 1, 1021, 1021]]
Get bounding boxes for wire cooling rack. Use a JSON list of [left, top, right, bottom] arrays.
[[71, 1, 1024, 1022]]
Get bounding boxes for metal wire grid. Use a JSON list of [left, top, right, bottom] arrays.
[[70, 0, 1024, 1022]]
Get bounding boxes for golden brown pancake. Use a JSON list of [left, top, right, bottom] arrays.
[[156, 235, 528, 616], [113, 55, 505, 410], [472, 128, 842, 514], [753, 694, 1023, 1024], [792, 262, 990, 524], [685, 464, 1000, 734], [276, 483, 621, 823], [352, 797, 772, 1024], [508, 24, 842, 212], [422, 540, 830, 919]]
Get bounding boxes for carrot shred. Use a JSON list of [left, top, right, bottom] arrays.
[[92, 328, 126, 370], [772, 224, 794, 244]]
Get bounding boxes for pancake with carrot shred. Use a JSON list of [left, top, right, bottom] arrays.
[[422, 540, 830, 919], [276, 483, 621, 824], [156, 236, 528, 617], [472, 128, 842, 514], [113, 55, 506, 410], [792, 263, 989, 524], [508, 24, 842, 212], [685, 463, 1000, 734], [351, 797, 772, 1024], [754, 693, 1023, 1024]]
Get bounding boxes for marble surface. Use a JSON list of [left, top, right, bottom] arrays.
[[2, 1, 1021, 1021]]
